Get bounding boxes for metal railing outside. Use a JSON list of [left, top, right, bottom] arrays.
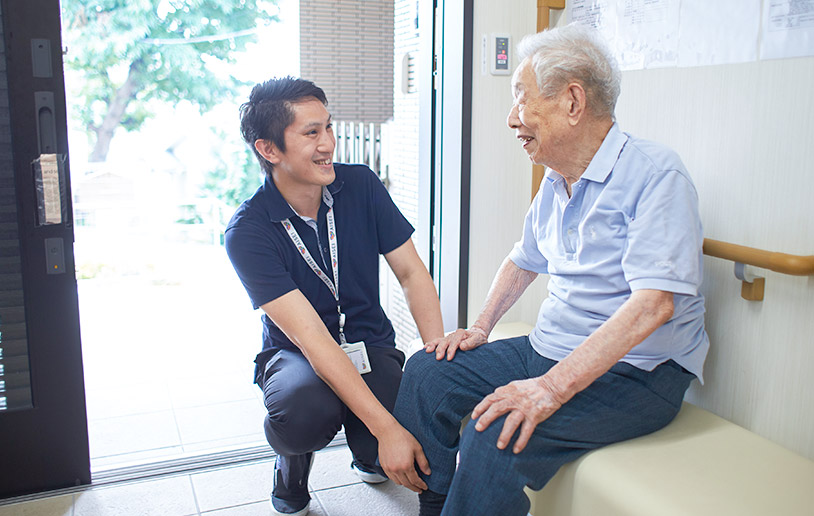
[[333, 121, 382, 177]]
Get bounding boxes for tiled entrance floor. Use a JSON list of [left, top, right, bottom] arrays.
[[77, 244, 270, 470], [0, 445, 419, 516]]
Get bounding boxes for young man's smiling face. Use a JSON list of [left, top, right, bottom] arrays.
[[269, 98, 336, 190]]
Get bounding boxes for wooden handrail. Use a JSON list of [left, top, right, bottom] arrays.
[[532, 1, 566, 201], [703, 239, 814, 276]]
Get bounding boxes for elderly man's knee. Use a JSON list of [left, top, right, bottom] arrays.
[[459, 415, 513, 461], [402, 349, 441, 387]]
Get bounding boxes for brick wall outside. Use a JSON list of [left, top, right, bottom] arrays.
[[300, 0, 394, 122], [380, 0, 422, 351], [300, 0, 422, 351]]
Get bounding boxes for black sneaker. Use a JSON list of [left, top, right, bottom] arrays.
[[270, 453, 314, 515]]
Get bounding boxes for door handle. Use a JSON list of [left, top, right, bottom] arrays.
[[34, 91, 57, 155]]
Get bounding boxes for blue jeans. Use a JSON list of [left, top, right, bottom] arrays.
[[393, 336, 695, 516]]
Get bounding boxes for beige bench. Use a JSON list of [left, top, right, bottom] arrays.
[[527, 401, 814, 516], [407, 323, 814, 515]]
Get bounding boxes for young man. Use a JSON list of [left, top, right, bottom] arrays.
[[225, 77, 442, 516]]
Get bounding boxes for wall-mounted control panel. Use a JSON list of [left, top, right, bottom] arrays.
[[490, 33, 511, 75]]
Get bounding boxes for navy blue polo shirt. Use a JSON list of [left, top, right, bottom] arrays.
[[224, 163, 414, 382]]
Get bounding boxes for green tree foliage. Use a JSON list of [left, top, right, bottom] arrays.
[[201, 129, 264, 208], [61, 0, 277, 162]]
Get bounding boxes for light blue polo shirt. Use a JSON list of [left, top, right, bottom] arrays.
[[509, 123, 709, 382]]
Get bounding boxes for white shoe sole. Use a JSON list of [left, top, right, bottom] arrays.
[[351, 464, 389, 484], [269, 499, 310, 516]]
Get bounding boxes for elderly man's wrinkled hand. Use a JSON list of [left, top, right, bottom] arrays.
[[471, 376, 566, 454], [424, 327, 488, 361]]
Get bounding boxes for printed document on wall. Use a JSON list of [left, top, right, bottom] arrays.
[[567, 0, 619, 52], [615, 0, 680, 70], [678, 0, 760, 67], [761, 0, 814, 59]]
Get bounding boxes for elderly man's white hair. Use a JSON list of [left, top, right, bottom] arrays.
[[517, 23, 621, 120]]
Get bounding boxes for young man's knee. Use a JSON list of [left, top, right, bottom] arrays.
[[264, 411, 341, 456]]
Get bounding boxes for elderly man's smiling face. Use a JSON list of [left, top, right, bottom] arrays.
[[506, 58, 568, 167]]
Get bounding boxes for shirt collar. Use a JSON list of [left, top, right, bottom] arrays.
[[262, 172, 344, 223], [544, 122, 628, 185], [580, 122, 628, 183]]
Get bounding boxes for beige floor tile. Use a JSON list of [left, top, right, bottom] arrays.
[[168, 372, 258, 410], [73, 476, 197, 516], [88, 410, 181, 459], [314, 482, 418, 516], [91, 445, 186, 470], [85, 380, 174, 421], [0, 494, 73, 516], [309, 446, 362, 491], [190, 461, 273, 512], [200, 498, 328, 516], [174, 399, 266, 445], [181, 434, 267, 455]]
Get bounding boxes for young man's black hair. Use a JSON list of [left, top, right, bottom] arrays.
[[239, 76, 328, 176]]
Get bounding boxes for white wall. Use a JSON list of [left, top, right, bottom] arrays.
[[467, 1, 548, 327], [616, 58, 814, 459], [467, 3, 814, 459]]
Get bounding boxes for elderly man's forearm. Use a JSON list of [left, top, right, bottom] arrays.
[[472, 257, 538, 334], [539, 289, 675, 403]]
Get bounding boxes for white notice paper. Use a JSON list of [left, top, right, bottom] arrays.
[[616, 0, 680, 70], [678, 0, 761, 67], [39, 154, 62, 225], [567, 0, 619, 52], [761, 0, 814, 60]]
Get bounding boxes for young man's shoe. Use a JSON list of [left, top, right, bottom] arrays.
[[269, 499, 310, 516], [270, 453, 314, 515], [350, 459, 389, 484]]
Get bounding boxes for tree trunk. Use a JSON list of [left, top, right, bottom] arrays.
[[88, 60, 143, 162]]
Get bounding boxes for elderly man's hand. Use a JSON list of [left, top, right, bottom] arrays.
[[424, 327, 489, 361], [471, 376, 567, 454]]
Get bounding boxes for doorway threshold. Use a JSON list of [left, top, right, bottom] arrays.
[[92, 434, 348, 488]]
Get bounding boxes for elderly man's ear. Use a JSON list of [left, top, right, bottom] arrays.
[[564, 83, 588, 126], [255, 139, 281, 165]]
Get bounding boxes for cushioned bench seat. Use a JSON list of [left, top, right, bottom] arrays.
[[527, 400, 814, 516]]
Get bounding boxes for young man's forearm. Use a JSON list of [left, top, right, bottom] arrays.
[[400, 271, 444, 342]]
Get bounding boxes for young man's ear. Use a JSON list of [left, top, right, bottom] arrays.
[[255, 139, 281, 165]]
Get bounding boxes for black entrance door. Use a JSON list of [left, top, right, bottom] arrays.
[[0, 0, 90, 498]]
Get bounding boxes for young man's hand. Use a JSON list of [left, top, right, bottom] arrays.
[[377, 422, 431, 492]]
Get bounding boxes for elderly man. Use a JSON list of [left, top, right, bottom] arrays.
[[391, 24, 709, 516]]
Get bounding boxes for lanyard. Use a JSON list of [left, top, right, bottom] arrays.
[[281, 188, 346, 344]]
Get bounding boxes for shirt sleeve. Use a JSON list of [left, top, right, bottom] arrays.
[[368, 169, 415, 254], [508, 192, 549, 274], [224, 219, 298, 310], [622, 170, 703, 295]]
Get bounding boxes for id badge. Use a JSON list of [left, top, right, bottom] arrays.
[[341, 341, 372, 374]]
